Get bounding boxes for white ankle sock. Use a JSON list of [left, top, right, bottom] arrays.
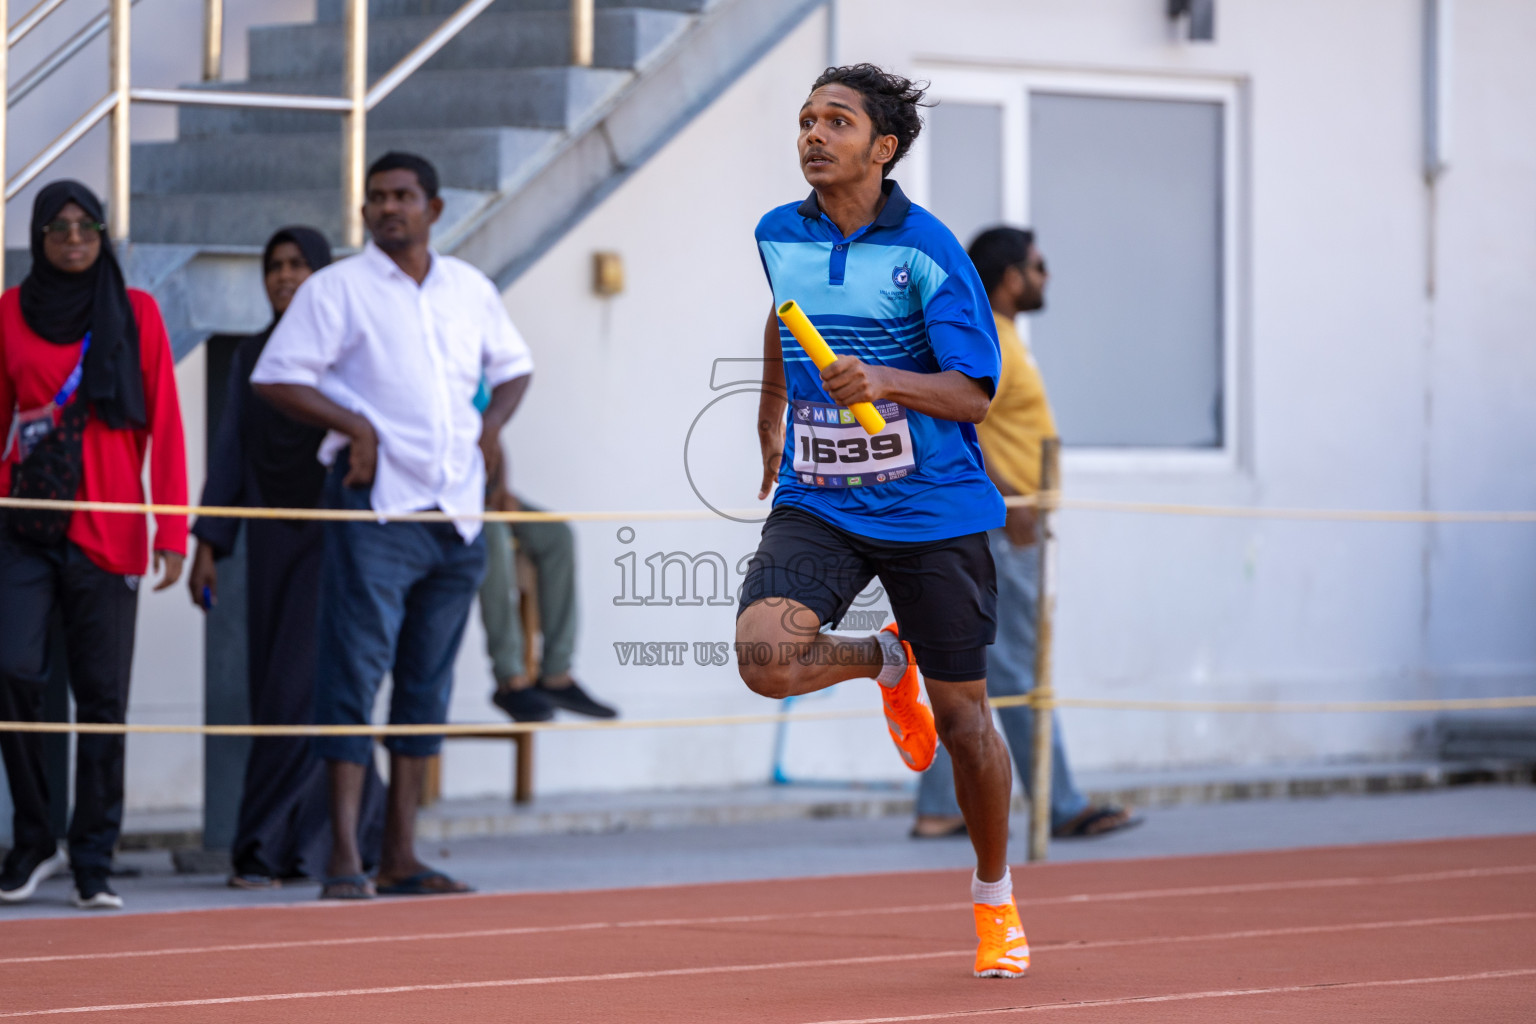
[[972, 868, 1013, 906], [875, 631, 907, 688]]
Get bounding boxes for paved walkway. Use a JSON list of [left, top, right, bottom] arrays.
[[2, 781, 1533, 920]]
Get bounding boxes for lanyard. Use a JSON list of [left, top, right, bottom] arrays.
[[53, 332, 91, 407]]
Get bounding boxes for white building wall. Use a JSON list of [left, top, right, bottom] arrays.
[[482, 0, 1536, 797], [6, 1, 1534, 825]]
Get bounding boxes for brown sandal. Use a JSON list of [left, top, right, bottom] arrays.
[[1051, 805, 1143, 839]]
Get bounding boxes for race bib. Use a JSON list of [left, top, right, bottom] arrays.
[[790, 399, 916, 488]]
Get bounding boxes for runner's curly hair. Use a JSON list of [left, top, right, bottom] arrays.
[[809, 64, 930, 177]]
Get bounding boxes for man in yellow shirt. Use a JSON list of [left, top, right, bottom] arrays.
[[912, 227, 1139, 840]]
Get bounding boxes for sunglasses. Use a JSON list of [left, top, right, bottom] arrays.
[[42, 219, 105, 239]]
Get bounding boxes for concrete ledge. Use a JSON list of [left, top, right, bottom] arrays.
[[114, 758, 1535, 859]]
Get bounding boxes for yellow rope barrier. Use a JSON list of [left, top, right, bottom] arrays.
[[0, 694, 1530, 736], [5, 493, 1536, 524], [1049, 497, 1536, 524]]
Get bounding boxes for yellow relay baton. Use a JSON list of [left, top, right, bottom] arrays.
[[776, 300, 887, 434]]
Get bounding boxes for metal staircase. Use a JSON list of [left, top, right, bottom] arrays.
[[8, 0, 826, 355]]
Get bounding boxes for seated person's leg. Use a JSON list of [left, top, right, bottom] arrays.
[[512, 503, 617, 718], [480, 519, 552, 722], [509, 507, 575, 678], [478, 520, 525, 685]]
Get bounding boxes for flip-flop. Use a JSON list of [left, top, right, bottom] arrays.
[[319, 874, 375, 900], [375, 870, 473, 896], [228, 872, 281, 891], [909, 820, 969, 839], [1051, 805, 1144, 839]]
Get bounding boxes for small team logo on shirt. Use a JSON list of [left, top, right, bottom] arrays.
[[891, 262, 911, 289]]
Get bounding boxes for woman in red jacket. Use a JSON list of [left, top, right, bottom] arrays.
[[0, 180, 187, 911]]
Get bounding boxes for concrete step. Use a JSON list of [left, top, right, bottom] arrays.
[[1436, 713, 1536, 761], [174, 66, 630, 137], [113, 758, 1536, 854], [130, 185, 493, 247], [132, 128, 558, 196], [248, 8, 688, 80], [315, 0, 714, 22]]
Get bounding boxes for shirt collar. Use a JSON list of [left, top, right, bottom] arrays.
[[361, 239, 441, 286], [796, 179, 912, 234]]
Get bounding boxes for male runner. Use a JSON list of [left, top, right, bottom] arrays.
[[736, 64, 1027, 979]]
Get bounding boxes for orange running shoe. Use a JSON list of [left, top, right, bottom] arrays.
[[877, 622, 937, 772], [973, 899, 1030, 978]]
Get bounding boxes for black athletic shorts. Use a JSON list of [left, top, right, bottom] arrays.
[[737, 506, 997, 682]]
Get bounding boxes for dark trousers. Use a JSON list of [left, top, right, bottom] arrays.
[[230, 519, 385, 878], [0, 533, 137, 881], [314, 457, 487, 765]]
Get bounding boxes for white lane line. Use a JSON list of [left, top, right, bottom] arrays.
[[1019, 863, 1536, 908], [1034, 910, 1536, 953], [0, 903, 970, 966], [2, 863, 1530, 968], [0, 950, 967, 1018], [793, 968, 1536, 1023], [5, 910, 1535, 1018]]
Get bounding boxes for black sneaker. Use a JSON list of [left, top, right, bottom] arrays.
[[492, 685, 556, 722], [0, 844, 68, 903], [72, 875, 124, 910], [536, 679, 618, 719]]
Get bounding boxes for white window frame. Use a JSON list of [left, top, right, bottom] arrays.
[[908, 65, 1246, 475]]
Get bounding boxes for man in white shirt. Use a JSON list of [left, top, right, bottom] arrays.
[[253, 152, 533, 899]]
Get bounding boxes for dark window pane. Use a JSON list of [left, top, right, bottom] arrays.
[[1030, 93, 1224, 448]]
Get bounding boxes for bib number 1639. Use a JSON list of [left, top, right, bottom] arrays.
[[789, 399, 917, 488], [798, 433, 904, 465]]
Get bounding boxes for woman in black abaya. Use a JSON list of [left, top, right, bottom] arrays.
[[187, 227, 384, 889]]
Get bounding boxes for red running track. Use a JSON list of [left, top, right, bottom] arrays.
[[1, 835, 1533, 1022]]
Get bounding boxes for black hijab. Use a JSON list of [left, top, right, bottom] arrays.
[[242, 226, 333, 510], [261, 226, 332, 296], [19, 180, 145, 430]]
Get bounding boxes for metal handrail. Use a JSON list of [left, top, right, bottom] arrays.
[[7, 0, 67, 47], [366, 0, 497, 110], [128, 87, 354, 112], [2, 0, 599, 249], [4, 90, 116, 200], [8, 1, 143, 109]]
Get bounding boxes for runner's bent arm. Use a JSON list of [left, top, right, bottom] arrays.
[[757, 308, 787, 500], [819, 358, 991, 424]]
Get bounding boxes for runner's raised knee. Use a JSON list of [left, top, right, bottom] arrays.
[[738, 658, 799, 700]]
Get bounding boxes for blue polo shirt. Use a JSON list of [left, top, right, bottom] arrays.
[[755, 180, 1005, 542]]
